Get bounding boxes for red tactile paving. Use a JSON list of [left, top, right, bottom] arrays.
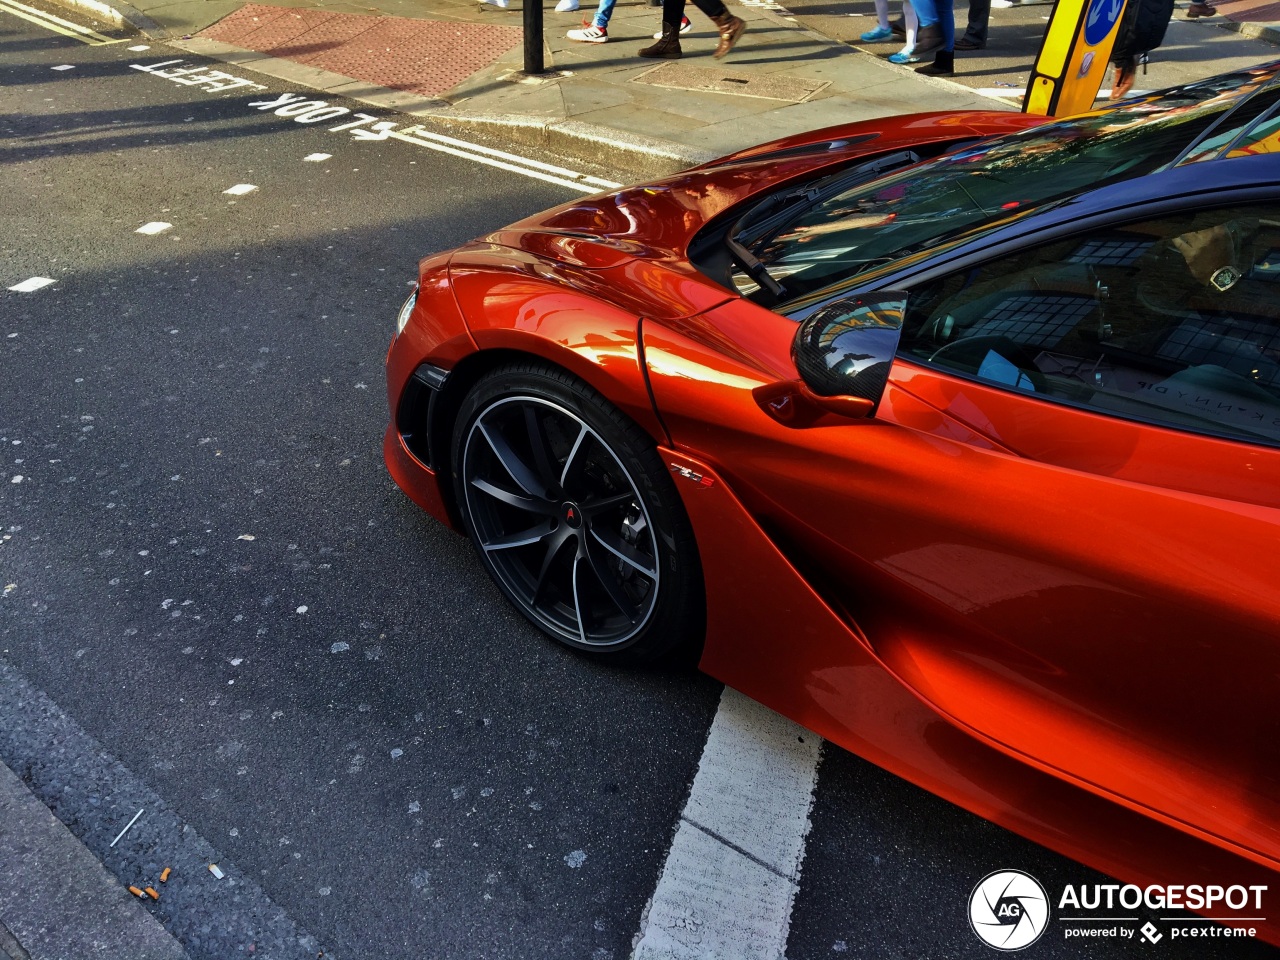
[[1213, 0, 1280, 22], [199, 3, 523, 98]]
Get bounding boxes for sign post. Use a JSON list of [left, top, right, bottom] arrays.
[[1024, 0, 1128, 117]]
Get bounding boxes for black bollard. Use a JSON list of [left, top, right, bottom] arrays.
[[523, 0, 544, 74]]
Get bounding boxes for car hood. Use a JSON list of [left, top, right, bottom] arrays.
[[482, 112, 1046, 270], [481, 167, 796, 270], [464, 112, 1047, 321]]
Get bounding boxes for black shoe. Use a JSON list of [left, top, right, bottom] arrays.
[[916, 50, 954, 74], [954, 35, 984, 50]]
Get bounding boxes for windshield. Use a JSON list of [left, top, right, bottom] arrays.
[[730, 62, 1280, 306]]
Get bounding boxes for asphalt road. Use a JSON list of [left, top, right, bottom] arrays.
[[1, 9, 1277, 960]]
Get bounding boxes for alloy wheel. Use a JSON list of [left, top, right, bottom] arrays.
[[460, 396, 661, 648]]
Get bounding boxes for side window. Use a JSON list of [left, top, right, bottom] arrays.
[[899, 204, 1280, 446]]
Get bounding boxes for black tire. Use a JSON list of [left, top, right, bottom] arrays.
[[450, 362, 703, 662]]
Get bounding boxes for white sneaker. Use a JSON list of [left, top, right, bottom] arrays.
[[652, 15, 691, 37], [555, 0, 579, 10], [480, 0, 509, 8], [567, 24, 608, 40]]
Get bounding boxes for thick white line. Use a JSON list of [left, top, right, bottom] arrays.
[[632, 687, 822, 960], [0, 0, 116, 43], [398, 127, 621, 188], [387, 129, 611, 194]]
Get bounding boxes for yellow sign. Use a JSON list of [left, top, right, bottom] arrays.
[[1024, 0, 1128, 117]]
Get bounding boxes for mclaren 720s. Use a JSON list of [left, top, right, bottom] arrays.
[[385, 63, 1280, 943]]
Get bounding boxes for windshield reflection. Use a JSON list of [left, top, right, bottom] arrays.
[[739, 61, 1280, 307]]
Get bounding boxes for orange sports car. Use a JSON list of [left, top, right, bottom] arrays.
[[386, 63, 1280, 943]]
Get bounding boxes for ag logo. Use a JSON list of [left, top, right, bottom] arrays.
[[969, 870, 1050, 951]]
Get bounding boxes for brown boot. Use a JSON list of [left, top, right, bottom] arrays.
[[710, 11, 746, 58], [640, 21, 683, 58]]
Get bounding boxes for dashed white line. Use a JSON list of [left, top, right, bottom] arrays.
[[303, 153, 332, 162], [632, 687, 823, 960], [135, 222, 172, 235], [8, 277, 55, 292], [223, 184, 258, 195]]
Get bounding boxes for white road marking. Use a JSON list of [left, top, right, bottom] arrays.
[[128, 43, 150, 50], [0, 0, 118, 44], [8, 277, 55, 292], [394, 127, 620, 189], [52, 64, 74, 70], [303, 153, 332, 162], [632, 688, 822, 960], [130, 61, 619, 194], [223, 184, 258, 195], [389, 127, 618, 194], [135, 222, 172, 235]]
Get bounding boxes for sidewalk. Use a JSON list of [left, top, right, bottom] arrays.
[[0, 3, 1001, 170], [52, 0, 1280, 175], [52, 0, 1280, 176], [0, 761, 187, 960]]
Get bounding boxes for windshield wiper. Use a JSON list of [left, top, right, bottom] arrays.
[[731, 149, 922, 250], [726, 238, 787, 303], [724, 149, 923, 306]]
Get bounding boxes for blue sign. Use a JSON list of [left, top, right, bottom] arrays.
[[1084, 0, 1124, 45]]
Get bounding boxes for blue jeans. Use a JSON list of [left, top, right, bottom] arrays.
[[592, 0, 616, 28], [911, 0, 955, 49]]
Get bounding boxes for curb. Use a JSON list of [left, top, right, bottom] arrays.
[[423, 111, 713, 176], [51, 0, 168, 36], [0, 761, 188, 960], [1219, 18, 1280, 44]]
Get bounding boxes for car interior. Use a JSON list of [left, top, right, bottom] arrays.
[[898, 207, 1280, 445]]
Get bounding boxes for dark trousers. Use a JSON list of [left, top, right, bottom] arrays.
[[962, 0, 989, 43], [663, 0, 727, 26]]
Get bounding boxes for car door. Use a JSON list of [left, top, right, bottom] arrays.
[[644, 178, 1280, 863], [794, 198, 1280, 862]]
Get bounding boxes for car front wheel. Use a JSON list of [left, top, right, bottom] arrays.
[[451, 363, 703, 661]]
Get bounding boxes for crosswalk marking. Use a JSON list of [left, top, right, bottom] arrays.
[[633, 688, 823, 960]]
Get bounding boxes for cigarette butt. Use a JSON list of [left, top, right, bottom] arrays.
[[160, 867, 171, 883], [144, 887, 160, 900], [208, 864, 225, 880], [128, 886, 145, 898]]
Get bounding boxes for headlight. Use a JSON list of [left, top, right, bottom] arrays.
[[395, 284, 419, 337]]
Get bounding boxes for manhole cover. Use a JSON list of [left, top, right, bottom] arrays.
[[631, 63, 829, 102]]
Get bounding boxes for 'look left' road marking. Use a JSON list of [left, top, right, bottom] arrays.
[[131, 59, 623, 194]]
